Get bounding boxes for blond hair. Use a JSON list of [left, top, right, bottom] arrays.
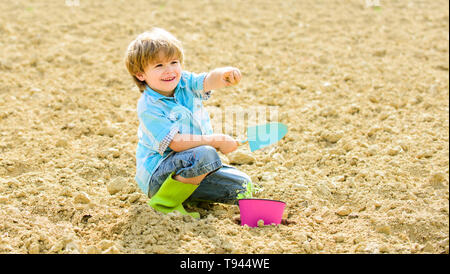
[[124, 28, 184, 92]]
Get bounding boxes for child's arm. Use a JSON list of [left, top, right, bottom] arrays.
[[203, 67, 241, 92], [169, 133, 238, 154]]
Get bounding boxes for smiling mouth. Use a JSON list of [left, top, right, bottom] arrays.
[[161, 76, 176, 82]]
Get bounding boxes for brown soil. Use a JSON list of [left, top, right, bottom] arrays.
[[0, 0, 448, 253]]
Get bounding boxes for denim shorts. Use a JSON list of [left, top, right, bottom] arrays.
[[148, 145, 254, 205]]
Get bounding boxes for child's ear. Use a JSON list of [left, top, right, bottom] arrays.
[[135, 72, 145, 81]]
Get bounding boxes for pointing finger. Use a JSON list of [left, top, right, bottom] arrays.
[[233, 70, 241, 83]]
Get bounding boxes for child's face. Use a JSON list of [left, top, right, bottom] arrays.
[[136, 52, 182, 95]]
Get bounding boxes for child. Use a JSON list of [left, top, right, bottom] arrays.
[[124, 28, 259, 218]]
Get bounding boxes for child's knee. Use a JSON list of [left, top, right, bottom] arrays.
[[192, 145, 221, 165], [175, 145, 222, 179]]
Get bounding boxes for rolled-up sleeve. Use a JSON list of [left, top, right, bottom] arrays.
[[139, 110, 179, 156], [184, 71, 214, 100]]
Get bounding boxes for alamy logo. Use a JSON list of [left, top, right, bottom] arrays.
[[65, 0, 80, 6], [365, 0, 381, 7], [167, 106, 280, 142]]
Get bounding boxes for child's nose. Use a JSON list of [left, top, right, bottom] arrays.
[[165, 65, 175, 72]]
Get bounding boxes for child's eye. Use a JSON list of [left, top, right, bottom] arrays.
[[171, 61, 178, 64], [155, 64, 162, 68]]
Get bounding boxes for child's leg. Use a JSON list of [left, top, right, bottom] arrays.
[[184, 164, 262, 205], [148, 145, 222, 197], [173, 172, 207, 185]]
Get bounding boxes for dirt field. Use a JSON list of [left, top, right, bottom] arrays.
[[0, 0, 448, 254]]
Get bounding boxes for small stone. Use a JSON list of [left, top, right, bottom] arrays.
[[108, 148, 120, 158], [294, 184, 308, 191], [346, 104, 360, 114], [322, 81, 333, 92], [295, 232, 308, 243], [417, 150, 434, 159], [228, 151, 256, 165], [316, 242, 324, 250], [107, 177, 127, 195], [284, 160, 295, 168], [272, 153, 285, 162], [341, 140, 356, 152], [128, 193, 141, 203], [367, 145, 379, 156], [98, 126, 119, 137], [91, 161, 105, 169], [367, 125, 381, 137], [354, 243, 366, 252], [422, 242, 434, 253], [28, 242, 40, 254], [373, 200, 382, 208], [49, 241, 64, 253], [315, 181, 331, 197], [368, 95, 380, 103], [318, 55, 328, 64], [397, 140, 409, 152], [97, 240, 115, 251], [302, 241, 312, 253], [261, 172, 277, 182], [55, 139, 69, 148], [64, 242, 80, 254], [321, 130, 344, 143], [86, 245, 100, 254], [336, 206, 351, 216], [373, 49, 387, 57], [375, 224, 391, 235], [353, 236, 365, 244], [0, 195, 9, 204], [74, 192, 90, 204], [334, 233, 345, 243], [438, 238, 449, 248], [343, 74, 352, 81], [60, 187, 73, 197], [313, 216, 323, 224], [55, 161, 66, 168], [379, 245, 390, 253], [65, 123, 76, 129], [110, 98, 122, 107], [429, 172, 446, 188], [387, 146, 402, 156], [102, 246, 120, 254], [422, 114, 434, 122], [97, 150, 108, 159]]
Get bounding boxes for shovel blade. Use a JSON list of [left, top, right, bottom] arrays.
[[246, 122, 288, 152]]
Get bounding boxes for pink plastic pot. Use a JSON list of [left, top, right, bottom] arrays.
[[238, 199, 286, 227]]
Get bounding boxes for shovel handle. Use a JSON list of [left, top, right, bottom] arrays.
[[237, 139, 248, 146]]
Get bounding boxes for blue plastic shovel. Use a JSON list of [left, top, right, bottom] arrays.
[[237, 122, 288, 152]]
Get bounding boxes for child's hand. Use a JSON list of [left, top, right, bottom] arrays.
[[204, 67, 242, 91], [221, 67, 241, 86], [210, 134, 239, 154]]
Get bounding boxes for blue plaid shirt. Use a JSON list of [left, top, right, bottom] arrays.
[[135, 71, 214, 195]]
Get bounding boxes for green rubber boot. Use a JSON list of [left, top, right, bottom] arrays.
[[148, 172, 200, 219]]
